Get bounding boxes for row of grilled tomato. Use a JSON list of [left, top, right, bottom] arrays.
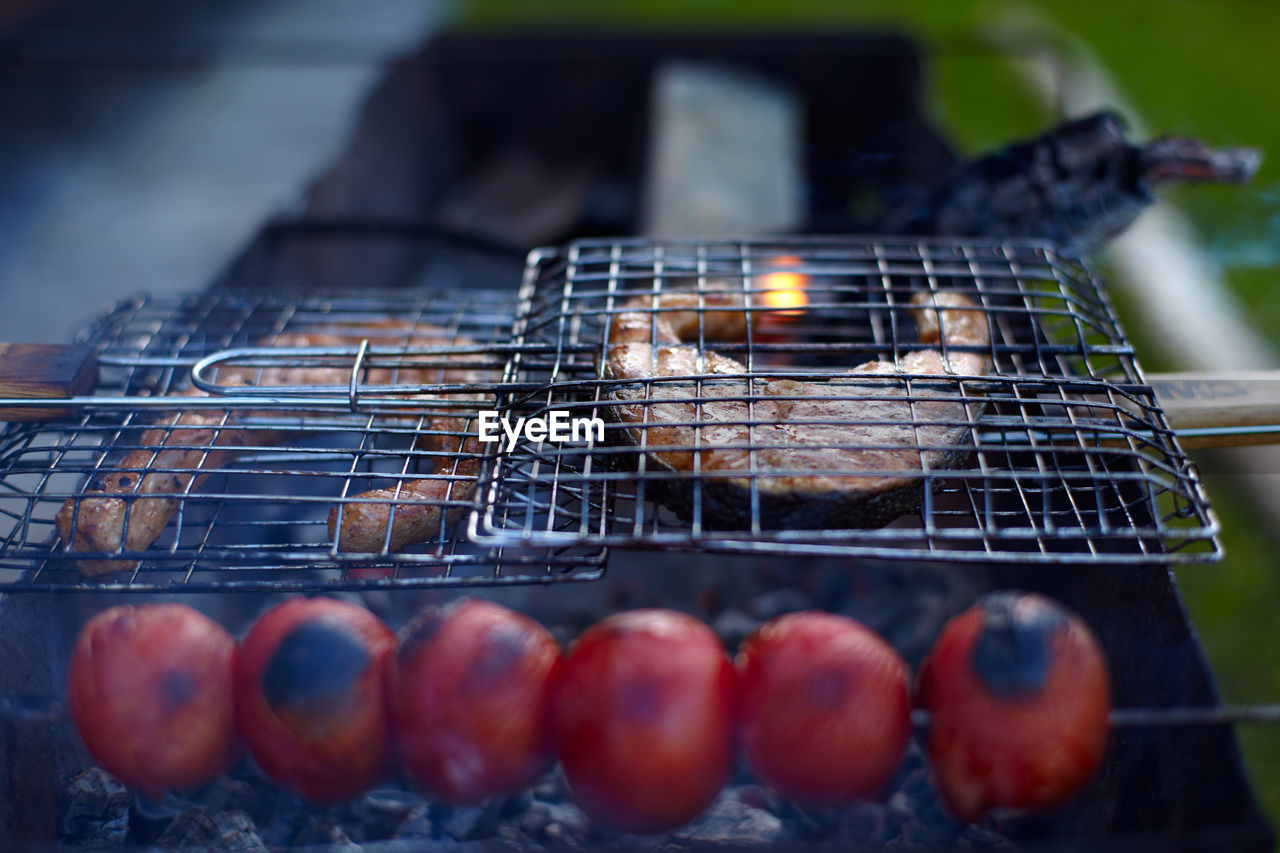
[[67, 591, 1110, 834]]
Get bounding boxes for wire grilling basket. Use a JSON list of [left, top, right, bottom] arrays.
[[472, 237, 1221, 564], [0, 289, 603, 591]]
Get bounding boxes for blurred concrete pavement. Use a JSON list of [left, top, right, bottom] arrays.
[[0, 0, 455, 343]]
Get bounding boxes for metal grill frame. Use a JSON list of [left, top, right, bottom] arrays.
[[472, 236, 1222, 564], [0, 289, 604, 592]]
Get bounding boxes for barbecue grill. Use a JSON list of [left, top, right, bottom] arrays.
[[0, 286, 604, 591], [0, 23, 1273, 853], [474, 235, 1220, 563]]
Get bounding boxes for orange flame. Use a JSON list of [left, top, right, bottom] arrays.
[[759, 254, 809, 318]]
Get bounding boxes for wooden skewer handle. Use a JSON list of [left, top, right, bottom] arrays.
[[1146, 371, 1280, 448], [0, 343, 98, 422]]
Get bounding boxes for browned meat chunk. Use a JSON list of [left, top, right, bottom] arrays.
[[602, 291, 991, 529], [56, 325, 491, 575]]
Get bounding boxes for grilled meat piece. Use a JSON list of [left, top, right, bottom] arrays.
[[56, 326, 491, 575], [327, 411, 485, 554], [885, 111, 1261, 254], [602, 291, 991, 529]]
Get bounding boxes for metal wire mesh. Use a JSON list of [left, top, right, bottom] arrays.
[[0, 290, 603, 591], [472, 237, 1221, 564]]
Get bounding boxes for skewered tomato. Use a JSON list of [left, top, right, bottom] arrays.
[[67, 603, 238, 798], [918, 591, 1110, 820], [737, 610, 910, 806], [552, 609, 736, 833], [234, 596, 394, 802], [391, 599, 561, 803]]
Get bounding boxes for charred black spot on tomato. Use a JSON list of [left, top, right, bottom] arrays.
[[262, 619, 370, 715], [159, 670, 197, 709], [971, 592, 1067, 699], [397, 600, 464, 662], [469, 623, 531, 683]]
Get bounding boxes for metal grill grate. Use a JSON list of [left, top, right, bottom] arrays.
[[0, 290, 603, 591], [472, 237, 1221, 564]]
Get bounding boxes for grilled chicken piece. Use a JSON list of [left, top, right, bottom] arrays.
[[325, 434, 481, 553], [885, 111, 1261, 254], [56, 327, 491, 575], [603, 291, 991, 529]]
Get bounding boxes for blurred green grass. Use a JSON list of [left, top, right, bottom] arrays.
[[462, 0, 1280, 822]]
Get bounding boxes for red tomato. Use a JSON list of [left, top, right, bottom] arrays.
[[391, 599, 561, 803], [234, 596, 395, 802], [736, 610, 910, 806], [67, 604, 238, 799], [918, 591, 1110, 820], [552, 609, 736, 834]]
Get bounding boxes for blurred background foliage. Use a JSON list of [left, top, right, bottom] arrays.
[[462, 0, 1280, 822]]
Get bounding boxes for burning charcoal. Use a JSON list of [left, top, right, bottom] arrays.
[[152, 808, 266, 852], [62, 767, 131, 846], [671, 789, 787, 846], [393, 804, 435, 841]]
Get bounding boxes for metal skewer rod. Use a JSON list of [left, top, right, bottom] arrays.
[[910, 703, 1280, 730]]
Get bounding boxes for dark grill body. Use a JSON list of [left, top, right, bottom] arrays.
[[0, 27, 1270, 852]]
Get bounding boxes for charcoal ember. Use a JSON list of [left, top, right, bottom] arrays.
[[152, 809, 265, 852], [293, 816, 359, 849], [394, 804, 435, 841], [672, 789, 786, 846], [62, 767, 131, 847], [712, 608, 759, 650], [516, 800, 592, 846]]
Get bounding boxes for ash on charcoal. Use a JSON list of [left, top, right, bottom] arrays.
[[356, 787, 422, 839], [293, 816, 359, 849], [194, 778, 260, 818], [516, 800, 593, 846], [672, 789, 787, 847], [393, 803, 435, 841], [439, 800, 505, 841], [62, 767, 131, 846], [152, 808, 266, 852]]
